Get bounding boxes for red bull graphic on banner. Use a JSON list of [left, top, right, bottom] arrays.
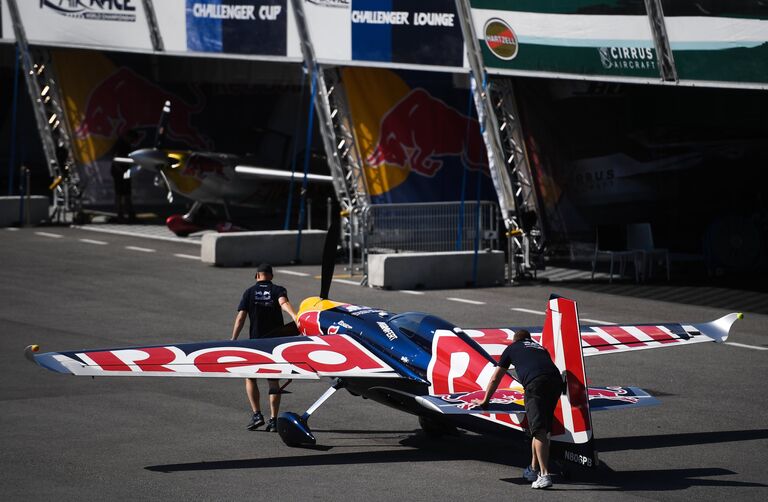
[[74, 67, 209, 150], [51, 50, 211, 204], [343, 67, 494, 203]]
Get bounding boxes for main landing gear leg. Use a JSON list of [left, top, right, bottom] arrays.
[[277, 378, 345, 447]]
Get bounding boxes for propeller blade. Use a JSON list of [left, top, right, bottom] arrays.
[[154, 100, 171, 149], [319, 208, 340, 299]]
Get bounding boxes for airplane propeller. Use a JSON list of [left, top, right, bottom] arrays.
[[319, 209, 340, 300]]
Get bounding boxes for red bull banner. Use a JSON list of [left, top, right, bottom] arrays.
[[342, 67, 494, 203], [15, 0, 153, 51], [51, 49, 310, 206]]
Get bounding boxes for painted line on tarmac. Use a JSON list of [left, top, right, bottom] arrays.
[[511, 307, 545, 315], [125, 246, 155, 253], [400, 290, 425, 295], [5, 227, 19, 231], [582, 318, 615, 325], [35, 231, 63, 239], [174, 253, 200, 260], [726, 342, 768, 351], [79, 238, 108, 245], [333, 278, 361, 286], [72, 225, 202, 245], [279, 270, 311, 277], [448, 297, 486, 305]]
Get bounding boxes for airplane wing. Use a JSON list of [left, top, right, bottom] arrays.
[[464, 313, 742, 360], [234, 165, 333, 183], [25, 335, 402, 380]]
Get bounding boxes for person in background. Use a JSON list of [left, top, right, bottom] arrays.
[[110, 130, 140, 223]]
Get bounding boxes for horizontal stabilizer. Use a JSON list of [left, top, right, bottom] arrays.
[[416, 389, 525, 415], [466, 312, 743, 360], [588, 386, 660, 411]]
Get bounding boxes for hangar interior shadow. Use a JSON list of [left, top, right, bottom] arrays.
[[544, 279, 768, 316], [145, 428, 768, 490]]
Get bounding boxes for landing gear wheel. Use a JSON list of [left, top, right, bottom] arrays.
[[418, 416, 458, 438]]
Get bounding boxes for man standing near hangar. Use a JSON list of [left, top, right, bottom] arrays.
[[231, 263, 297, 432]]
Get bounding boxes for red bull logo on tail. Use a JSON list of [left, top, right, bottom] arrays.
[[75, 67, 210, 150], [366, 88, 488, 177]]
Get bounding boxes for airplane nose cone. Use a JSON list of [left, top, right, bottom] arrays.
[[129, 148, 172, 170]]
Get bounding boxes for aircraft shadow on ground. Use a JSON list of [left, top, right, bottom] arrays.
[[145, 428, 768, 491], [145, 432, 526, 473], [503, 467, 766, 491], [596, 428, 768, 453]]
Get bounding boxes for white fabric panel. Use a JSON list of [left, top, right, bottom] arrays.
[[17, 0, 153, 50]]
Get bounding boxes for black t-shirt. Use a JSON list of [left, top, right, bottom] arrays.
[[237, 281, 288, 339], [498, 338, 559, 388]]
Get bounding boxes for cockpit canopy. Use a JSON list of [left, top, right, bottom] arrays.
[[388, 312, 457, 351]]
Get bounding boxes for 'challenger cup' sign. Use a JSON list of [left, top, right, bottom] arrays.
[[186, 0, 287, 56]]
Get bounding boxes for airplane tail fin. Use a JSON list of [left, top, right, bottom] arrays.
[[540, 295, 599, 468]]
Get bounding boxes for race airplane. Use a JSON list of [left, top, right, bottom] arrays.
[[24, 223, 741, 469], [119, 101, 334, 236]]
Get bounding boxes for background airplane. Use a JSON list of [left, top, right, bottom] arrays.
[[25, 223, 741, 470], [117, 101, 334, 236]]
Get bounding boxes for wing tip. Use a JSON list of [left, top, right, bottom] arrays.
[[692, 312, 743, 343], [24, 344, 40, 362]]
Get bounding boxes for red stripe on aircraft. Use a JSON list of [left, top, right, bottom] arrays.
[[600, 326, 644, 346], [637, 325, 679, 344]]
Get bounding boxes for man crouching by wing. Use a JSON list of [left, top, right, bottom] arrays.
[[475, 329, 562, 489], [231, 263, 297, 432]]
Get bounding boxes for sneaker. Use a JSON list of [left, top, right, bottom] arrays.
[[265, 418, 277, 432], [523, 465, 539, 482], [247, 412, 265, 431], [531, 474, 553, 489]]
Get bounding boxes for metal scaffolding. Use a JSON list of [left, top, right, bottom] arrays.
[[7, 0, 83, 223], [290, 0, 371, 279], [455, 0, 546, 281]]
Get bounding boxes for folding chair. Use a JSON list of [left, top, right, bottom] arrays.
[[626, 223, 670, 281]]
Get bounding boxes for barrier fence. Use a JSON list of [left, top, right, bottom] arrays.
[[365, 201, 500, 254]]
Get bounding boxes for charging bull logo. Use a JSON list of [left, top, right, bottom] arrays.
[[366, 88, 488, 177], [588, 386, 639, 404], [75, 67, 210, 149], [437, 388, 525, 411]]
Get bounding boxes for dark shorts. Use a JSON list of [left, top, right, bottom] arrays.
[[524, 374, 562, 437]]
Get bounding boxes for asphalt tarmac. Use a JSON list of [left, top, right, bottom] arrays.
[[1, 226, 766, 501]]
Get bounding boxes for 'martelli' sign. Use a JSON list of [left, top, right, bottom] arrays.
[[470, 0, 660, 80]]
